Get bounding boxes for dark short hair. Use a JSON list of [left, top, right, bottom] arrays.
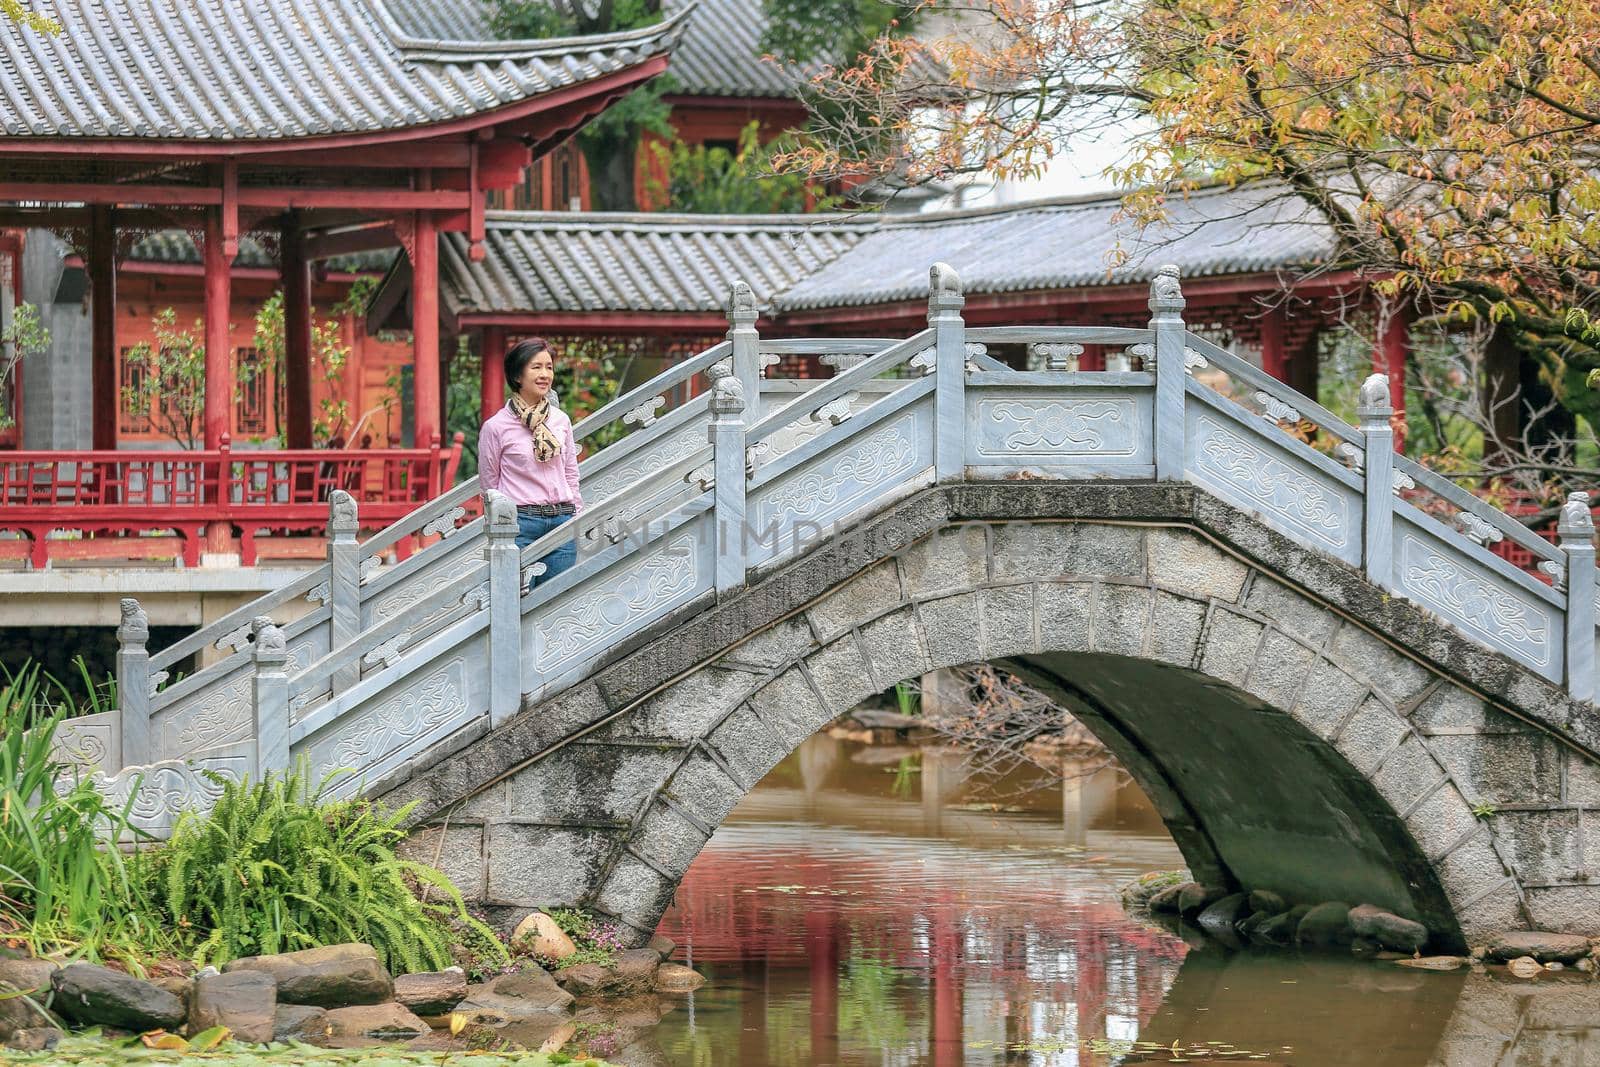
[[505, 338, 553, 391]]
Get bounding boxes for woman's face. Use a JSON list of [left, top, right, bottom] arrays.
[[522, 349, 555, 401]]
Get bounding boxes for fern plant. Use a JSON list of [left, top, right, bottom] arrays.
[[137, 762, 504, 974]]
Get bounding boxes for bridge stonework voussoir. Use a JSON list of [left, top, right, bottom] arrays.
[[385, 484, 1600, 949]]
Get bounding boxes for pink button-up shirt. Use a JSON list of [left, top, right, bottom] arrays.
[[478, 402, 584, 513]]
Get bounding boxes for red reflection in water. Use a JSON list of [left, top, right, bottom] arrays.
[[658, 825, 1187, 1064]]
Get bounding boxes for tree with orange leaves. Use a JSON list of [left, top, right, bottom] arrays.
[[779, 0, 1600, 426]]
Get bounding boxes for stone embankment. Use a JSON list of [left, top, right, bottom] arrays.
[[1125, 871, 1600, 977], [0, 925, 703, 1053]]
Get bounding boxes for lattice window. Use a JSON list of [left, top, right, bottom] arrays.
[[118, 346, 152, 434], [236, 346, 270, 436]]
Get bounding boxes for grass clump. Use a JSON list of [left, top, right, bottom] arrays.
[[0, 665, 171, 965], [133, 762, 506, 975]]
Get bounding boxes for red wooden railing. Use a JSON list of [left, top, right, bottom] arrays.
[[0, 433, 464, 568]]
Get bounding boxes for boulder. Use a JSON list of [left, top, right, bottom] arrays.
[[1349, 905, 1428, 953], [1148, 883, 1194, 915], [1506, 956, 1543, 979], [324, 1002, 430, 1039], [1196, 894, 1251, 938], [1121, 873, 1185, 910], [647, 934, 677, 961], [608, 949, 661, 996], [1396, 956, 1468, 971], [654, 964, 705, 993], [393, 968, 467, 1016], [512, 912, 577, 962], [0, 959, 58, 1037], [1247, 890, 1287, 916], [1252, 905, 1312, 946], [455, 967, 574, 1024], [1485, 931, 1592, 963], [224, 943, 392, 1007], [188, 970, 276, 1044], [1177, 884, 1227, 919], [1296, 902, 1354, 947], [3, 1027, 61, 1052], [51, 962, 186, 1032], [273, 1003, 330, 1042], [151, 976, 192, 1006], [1235, 911, 1270, 942], [553, 963, 611, 997]]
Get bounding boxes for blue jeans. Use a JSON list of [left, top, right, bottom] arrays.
[[517, 512, 576, 587]]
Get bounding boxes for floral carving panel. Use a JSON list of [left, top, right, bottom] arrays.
[[533, 532, 703, 676], [1399, 535, 1554, 670], [753, 411, 924, 533], [974, 396, 1138, 457], [299, 657, 472, 792], [585, 428, 704, 504], [1192, 415, 1353, 558]]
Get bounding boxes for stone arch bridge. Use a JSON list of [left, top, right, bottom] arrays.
[[62, 265, 1600, 952]]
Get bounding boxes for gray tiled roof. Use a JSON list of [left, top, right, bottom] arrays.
[[434, 184, 1335, 319], [382, 0, 805, 99], [775, 184, 1338, 310], [126, 232, 397, 275], [0, 0, 689, 141], [439, 211, 872, 314]]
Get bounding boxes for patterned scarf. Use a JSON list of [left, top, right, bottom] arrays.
[[508, 394, 562, 463]]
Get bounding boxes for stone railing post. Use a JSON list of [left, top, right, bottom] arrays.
[[1148, 264, 1187, 480], [1357, 373, 1395, 588], [707, 360, 748, 597], [327, 490, 360, 694], [251, 617, 290, 779], [1560, 491, 1596, 703], [929, 262, 966, 481], [116, 597, 152, 769], [727, 281, 763, 424], [484, 489, 522, 727]]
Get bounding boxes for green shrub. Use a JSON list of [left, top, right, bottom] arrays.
[[135, 762, 505, 974], [0, 666, 168, 963]]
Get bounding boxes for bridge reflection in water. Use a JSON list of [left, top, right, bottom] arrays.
[[641, 735, 1598, 1067]]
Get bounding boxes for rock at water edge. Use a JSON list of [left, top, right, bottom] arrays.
[[1348, 904, 1428, 953], [1176, 884, 1227, 919], [393, 968, 467, 1016], [224, 943, 393, 1008], [553, 963, 610, 997], [51, 963, 186, 1032], [1196, 894, 1250, 937], [324, 1002, 430, 1039], [1296, 902, 1354, 947], [188, 970, 276, 1044], [0, 959, 58, 1038], [3, 1027, 61, 1052], [654, 964, 705, 993], [1485, 932, 1592, 964], [1506, 956, 1543, 979], [273, 1004, 331, 1042], [1147, 883, 1195, 915]]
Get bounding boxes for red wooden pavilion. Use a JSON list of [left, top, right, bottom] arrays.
[[0, 0, 688, 564]]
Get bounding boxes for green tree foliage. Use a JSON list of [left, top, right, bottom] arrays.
[[760, 0, 920, 66], [121, 309, 208, 449], [251, 290, 356, 446], [490, 0, 676, 210], [1, 300, 50, 430], [646, 122, 827, 213], [137, 763, 505, 974]]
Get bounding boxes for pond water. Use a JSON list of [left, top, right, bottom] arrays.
[[631, 733, 1598, 1066]]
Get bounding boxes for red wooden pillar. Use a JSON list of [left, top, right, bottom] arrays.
[[481, 326, 506, 420], [88, 205, 117, 450], [281, 212, 314, 450], [203, 207, 235, 554], [1378, 309, 1409, 452], [1260, 303, 1288, 383], [411, 209, 441, 450]]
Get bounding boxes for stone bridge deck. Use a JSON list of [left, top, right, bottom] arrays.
[[57, 263, 1600, 949]]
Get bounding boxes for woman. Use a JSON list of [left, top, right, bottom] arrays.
[[478, 338, 583, 586]]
